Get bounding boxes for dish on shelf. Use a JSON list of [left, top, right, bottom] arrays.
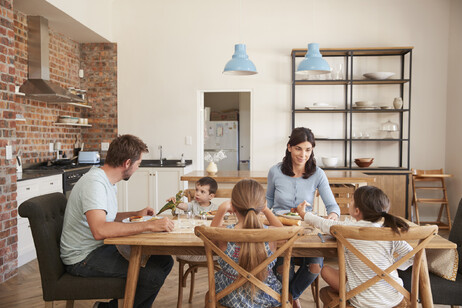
[[353, 106, 378, 110], [354, 158, 374, 168], [354, 101, 374, 107], [363, 72, 395, 80], [380, 106, 393, 109], [322, 157, 338, 167], [305, 106, 336, 110], [58, 116, 79, 124]]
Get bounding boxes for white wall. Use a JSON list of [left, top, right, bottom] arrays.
[[445, 0, 462, 216]]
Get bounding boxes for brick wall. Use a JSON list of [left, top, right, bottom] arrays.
[[0, 5, 117, 283], [80, 43, 118, 156], [0, 0, 19, 283]]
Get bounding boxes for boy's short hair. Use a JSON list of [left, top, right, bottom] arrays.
[[196, 177, 218, 194]]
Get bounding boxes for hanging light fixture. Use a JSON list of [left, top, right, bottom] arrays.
[[223, 0, 257, 75], [297, 43, 331, 75], [223, 44, 257, 75]]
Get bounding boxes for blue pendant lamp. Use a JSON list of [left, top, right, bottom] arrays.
[[297, 43, 331, 75], [223, 44, 257, 75]]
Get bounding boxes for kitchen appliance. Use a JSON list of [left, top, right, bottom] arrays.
[[204, 121, 239, 171], [78, 151, 100, 164]]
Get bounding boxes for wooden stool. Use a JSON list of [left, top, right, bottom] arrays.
[[411, 168, 453, 230]]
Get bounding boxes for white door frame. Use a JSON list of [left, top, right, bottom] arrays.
[[196, 89, 253, 171]]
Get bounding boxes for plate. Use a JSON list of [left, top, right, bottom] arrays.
[[353, 106, 378, 110], [363, 72, 395, 80], [305, 106, 336, 110], [122, 216, 161, 223], [275, 210, 302, 220]]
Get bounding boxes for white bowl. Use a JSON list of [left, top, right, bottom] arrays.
[[363, 72, 395, 80], [355, 101, 373, 107], [322, 157, 338, 167], [313, 103, 330, 107]]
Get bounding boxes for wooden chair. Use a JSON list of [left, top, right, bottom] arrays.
[[411, 168, 452, 230], [195, 225, 304, 308], [330, 184, 356, 215], [320, 224, 438, 308], [176, 188, 232, 308], [18, 193, 125, 308]]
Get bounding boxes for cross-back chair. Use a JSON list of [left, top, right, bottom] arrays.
[[18, 193, 125, 308], [330, 184, 356, 215], [176, 188, 232, 308], [411, 168, 452, 230], [195, 225, 304, 308], [320, 224, 438, 308]]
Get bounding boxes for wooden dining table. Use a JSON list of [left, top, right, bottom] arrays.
[[105, 219, 456, 308]]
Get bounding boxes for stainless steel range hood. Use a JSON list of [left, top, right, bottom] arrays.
[[19, 16, 83, 103]]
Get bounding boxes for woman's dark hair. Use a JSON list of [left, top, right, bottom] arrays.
[[353, 186, 409, 234], [281, 127, 316, 179], [105, 134, 148, 167]]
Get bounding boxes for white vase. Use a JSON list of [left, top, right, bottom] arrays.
[[206, 162, 218, 176], [393, 97, 403, 109]]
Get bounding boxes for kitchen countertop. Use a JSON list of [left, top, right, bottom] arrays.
[[17, 170, 63, 181], [140, 159, 192, 168]]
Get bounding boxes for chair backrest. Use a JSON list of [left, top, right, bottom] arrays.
[[329, 224, 438, 308], [18, 192, 68, 297], [184, 188, 233, 202], [195, 225, 304, 308], [330, 184, 356, 215], [449, 198, 462, 273], [412, 168, 446, 185]]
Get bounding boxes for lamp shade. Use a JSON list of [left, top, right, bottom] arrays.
[[297, 43, 331, 75], [223, 44, 257, 75]]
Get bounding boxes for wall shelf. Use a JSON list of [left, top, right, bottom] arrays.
[[53, 123, 91, 127]]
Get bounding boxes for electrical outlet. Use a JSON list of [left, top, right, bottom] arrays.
[[101, 142, 110, 151], [6, 145, 12, 160], [49, 143, 54, 152]]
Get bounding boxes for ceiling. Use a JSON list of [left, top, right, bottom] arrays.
[[14, 0, 110, 43]]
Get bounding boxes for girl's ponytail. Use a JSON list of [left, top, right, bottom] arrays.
[[382, 212, 409, 234]]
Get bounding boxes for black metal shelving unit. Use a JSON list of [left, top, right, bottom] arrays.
[[291, 47, 413, 171]]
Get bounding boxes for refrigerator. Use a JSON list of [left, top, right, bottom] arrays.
[[204, 121, 239, 171]]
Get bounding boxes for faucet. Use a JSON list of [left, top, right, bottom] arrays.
[[158, 145, 163, 165]]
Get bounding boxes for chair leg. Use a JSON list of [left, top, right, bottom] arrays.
[[415, 201, 420, 225], [65, 300, 74, 308], [177, 260, 186, 308], [311, 276, 320, 308], [188, 266, 196, 303], [45, 302, 54, 308], [118, 299, 124, 307]]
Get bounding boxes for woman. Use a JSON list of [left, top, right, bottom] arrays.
[[266, 127, 340, 307]]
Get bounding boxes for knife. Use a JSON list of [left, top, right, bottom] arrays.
[[317, 232, 325, 243]]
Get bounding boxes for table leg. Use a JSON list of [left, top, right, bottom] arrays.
[[123, 245, 142, 308], [418, 252, 433, 308]]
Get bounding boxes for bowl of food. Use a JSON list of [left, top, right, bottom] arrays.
[[363, 72, 395, 80], [322, 157, 338, 167], [354, 158, 374, 168]]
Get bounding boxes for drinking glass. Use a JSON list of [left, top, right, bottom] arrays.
[[187, 210, 195, 227]]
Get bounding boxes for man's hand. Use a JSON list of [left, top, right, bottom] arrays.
[[136, 206, 155, 217], [148, 217, 174, 232]]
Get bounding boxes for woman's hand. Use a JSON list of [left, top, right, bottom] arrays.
[[326, 212, 339, 220]]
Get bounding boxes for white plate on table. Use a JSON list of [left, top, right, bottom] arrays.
[[275, 210, 302, 220], [122, 216, 162, 223], [196, 212, 229, 220]]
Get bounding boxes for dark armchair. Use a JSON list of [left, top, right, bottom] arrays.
[[18, 192, 125, 307], [399, 197, 462, 307]]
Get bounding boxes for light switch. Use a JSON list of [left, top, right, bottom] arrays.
[[6, 145, 12, 160], [49, 143, 54, 152], [185, 136, 192, 145], [101, 142, 110, 151]]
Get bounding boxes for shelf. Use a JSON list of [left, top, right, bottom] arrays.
[[53, 123, 91, 127], [351, 109, 409, 113], [351, 138, 409, 142], [353, 79, 410, 85], [47, 102, 92, 109], [316, 138, 347, 141], [351, 167, 409, 171], [294, 109, 347, 113], [291, 47, 413, 57], [294, 80, 348, 85], [294, 79, 409, 85]]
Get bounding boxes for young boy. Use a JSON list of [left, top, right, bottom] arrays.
[[170, 176, 219, 215]]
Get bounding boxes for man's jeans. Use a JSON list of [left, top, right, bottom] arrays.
[[274, 256, 323, 300], [66, 245, 173, 308]]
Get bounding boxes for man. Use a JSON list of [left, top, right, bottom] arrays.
[[60, 134, 174, 308]]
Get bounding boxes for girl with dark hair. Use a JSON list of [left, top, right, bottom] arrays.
[[296, 186, 412, 308], [266, 127, 340, 307], [210, 179, 284, 307]]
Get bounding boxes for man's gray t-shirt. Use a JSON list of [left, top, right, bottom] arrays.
[[60, 167, 118, 265]]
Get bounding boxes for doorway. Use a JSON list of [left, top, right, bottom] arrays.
[[198, 90, 251, 171]]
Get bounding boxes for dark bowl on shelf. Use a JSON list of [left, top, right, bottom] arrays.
[[354, 159, 373, 168]]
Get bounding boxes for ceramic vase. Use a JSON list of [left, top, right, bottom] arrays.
[[393, 97, 403, 109], [206, 162, 218, 176]]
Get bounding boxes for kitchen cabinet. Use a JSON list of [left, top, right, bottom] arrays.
[[291, 47, 412, 171], [17, 174, 63, 267], [117, 166, 193, 213]]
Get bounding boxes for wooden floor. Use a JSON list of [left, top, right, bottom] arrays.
[[0, 230, 450, 307]]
